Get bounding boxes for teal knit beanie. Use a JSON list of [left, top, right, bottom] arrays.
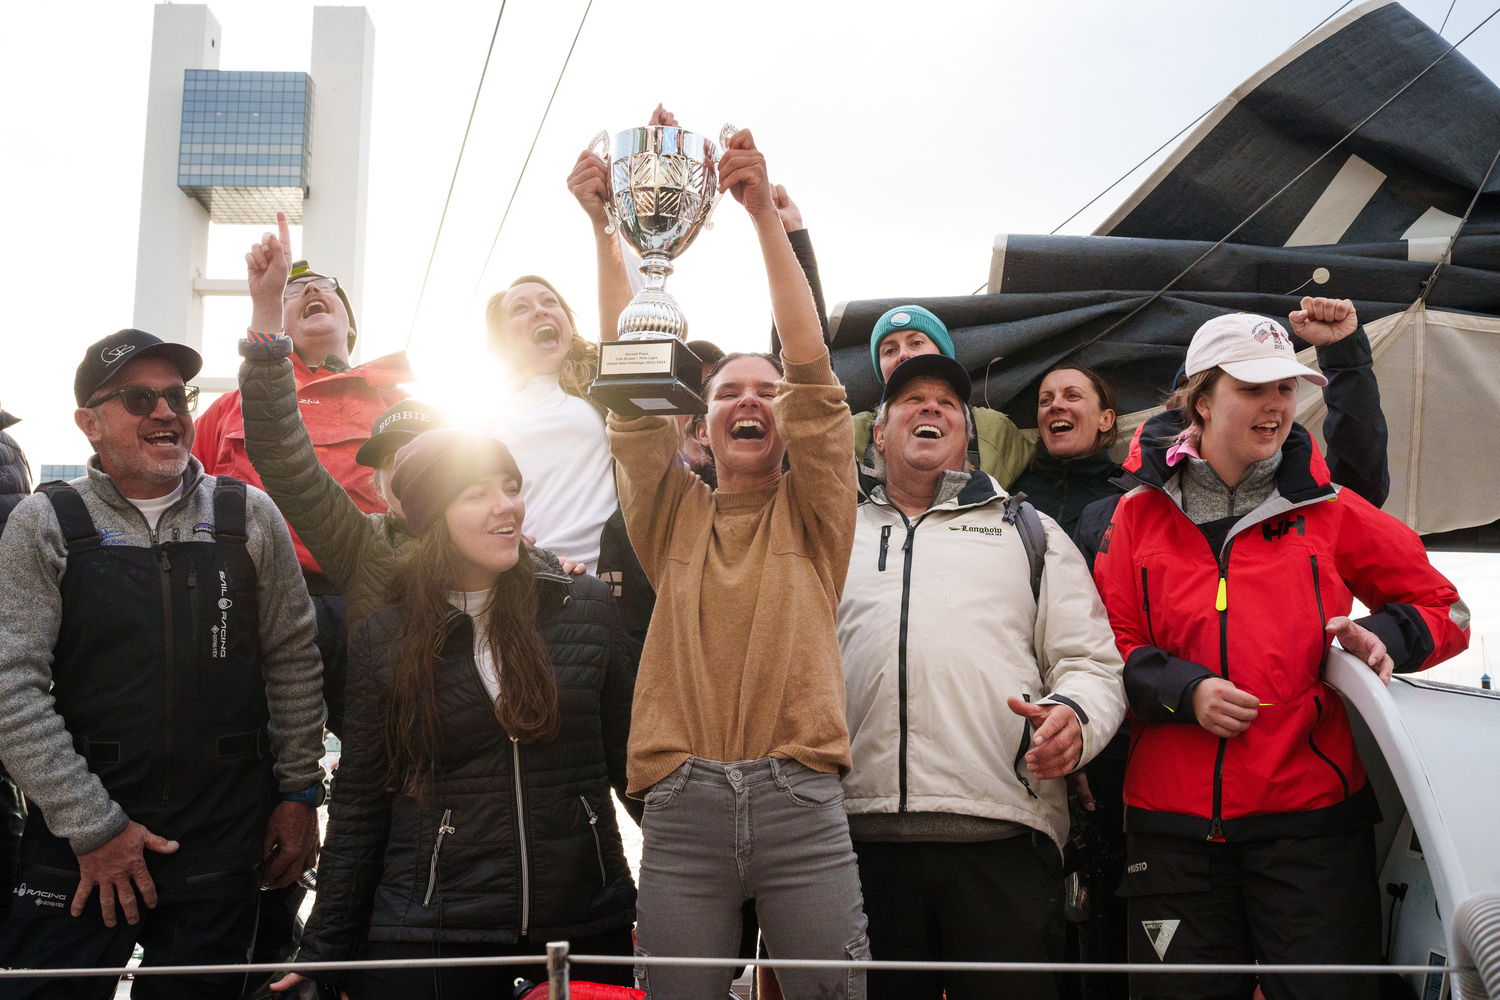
[[870, 305, 955, 383]]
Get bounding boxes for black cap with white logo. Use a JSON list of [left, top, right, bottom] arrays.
[[355, 399, 449, 468], [74, 329, 204, 407]]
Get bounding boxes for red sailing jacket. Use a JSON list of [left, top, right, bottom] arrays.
[[192, 350, 412, 579], [1094, 412, 1468, 841]]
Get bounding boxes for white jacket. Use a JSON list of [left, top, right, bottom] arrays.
[[837, 472, 1126, 851]]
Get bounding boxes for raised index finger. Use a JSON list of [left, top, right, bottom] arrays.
[[277, 211, 291, 255]]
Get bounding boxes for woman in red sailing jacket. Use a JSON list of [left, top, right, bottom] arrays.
[[1092, 312, 1469, 1000]]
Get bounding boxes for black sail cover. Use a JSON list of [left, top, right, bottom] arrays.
[[829, 0, 1500, 538]]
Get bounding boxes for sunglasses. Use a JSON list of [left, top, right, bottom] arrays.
[[88, 384, 200, 416], [283, 275, 339, 300]]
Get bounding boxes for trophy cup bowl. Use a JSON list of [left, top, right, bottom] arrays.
[[586, 123, 736, 416]]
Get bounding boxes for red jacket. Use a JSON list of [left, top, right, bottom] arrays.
[[1094, 412, 1468, 841], [192, 351, 412, 578]]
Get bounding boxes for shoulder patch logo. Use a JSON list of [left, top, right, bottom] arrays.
[[1099, 522, 1115, 554], [1141, 919, 1180, 961]]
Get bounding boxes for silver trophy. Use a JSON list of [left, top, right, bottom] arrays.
[[586, 122, 736, 416]]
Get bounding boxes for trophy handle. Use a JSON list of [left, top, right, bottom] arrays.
[[588, 129, 621, 236], [703, 123, 739, 232]]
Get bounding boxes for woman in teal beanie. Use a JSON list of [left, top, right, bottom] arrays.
[[852, 304, 1034, 489]]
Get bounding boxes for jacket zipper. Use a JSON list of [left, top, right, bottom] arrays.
[[188, 567, 200, 693], [1011, 693, 1040, 799], [511, 737, 531, 934], [1308, 696, 1350, 799], [158, 543, 175, 806], [422, 808, 455, 907], [579, 795, 607, 888], [1140, 567, 1157, 645], [878, 525, 891, 571], [1209, 537, 1234, 841], [1310, 556, 1328, 667], [896, 513, 928, 811]]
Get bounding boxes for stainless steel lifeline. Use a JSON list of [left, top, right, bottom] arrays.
[[0, 953, 1465, 980]]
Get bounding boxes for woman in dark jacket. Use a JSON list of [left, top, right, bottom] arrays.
[[273, 429, 639, 999]]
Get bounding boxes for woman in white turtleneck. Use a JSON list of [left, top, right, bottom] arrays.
[[485, 275, 618, 575]]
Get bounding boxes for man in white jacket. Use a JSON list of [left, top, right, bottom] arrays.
[[837, 354, 1126, 1000]]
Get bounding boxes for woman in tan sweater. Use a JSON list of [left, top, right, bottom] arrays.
[[606, 127, 868, 1000]]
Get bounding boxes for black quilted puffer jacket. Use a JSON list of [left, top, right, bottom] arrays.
[[296, 563, 640, 984], [0, 411, 31, 537]]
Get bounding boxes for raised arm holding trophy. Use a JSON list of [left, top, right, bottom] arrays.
[[585, 117, 736, 416]]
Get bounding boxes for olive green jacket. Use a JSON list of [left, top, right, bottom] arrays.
[[237, 338, 414, 632], [852, 406, 1034, 489]]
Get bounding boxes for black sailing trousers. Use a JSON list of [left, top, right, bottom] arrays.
[[855, 833, 1066, 1000], [0, 868, 259, 1000], [1120, 828, 1382, 1000]]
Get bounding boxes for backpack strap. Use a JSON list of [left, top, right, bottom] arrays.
[[212, 476, 248, 548], [1002, 492, 1046, 603], [38, 482, 102, 554]]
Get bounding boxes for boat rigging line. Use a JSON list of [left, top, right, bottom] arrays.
[[1057, 2, 1500, 363], [465, 0, 596, 316], [405, 1, 509, 350], [1441, 0, 1460, 34], [1417, 136, 1500, 307], [971, 0, 1361, 295]]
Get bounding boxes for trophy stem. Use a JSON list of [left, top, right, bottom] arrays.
[[638, 253, 674, 291]]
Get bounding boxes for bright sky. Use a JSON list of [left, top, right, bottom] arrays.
[[2, 0, 1497, 685]]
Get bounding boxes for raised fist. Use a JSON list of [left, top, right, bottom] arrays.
[[568, 149, 612, 227], [718, 128, 774, 219], [1288, 296, 1358, 346]]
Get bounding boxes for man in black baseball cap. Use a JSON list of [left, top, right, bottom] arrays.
[[0, 329, 327, 995], [72, 331, 204, 501]]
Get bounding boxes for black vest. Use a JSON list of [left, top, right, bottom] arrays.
[[23, 478, 275, 894]]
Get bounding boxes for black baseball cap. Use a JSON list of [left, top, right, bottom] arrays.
[[880, 353, 972, 407], [75, 330, 203, 407], [355, 399, 449, 468]]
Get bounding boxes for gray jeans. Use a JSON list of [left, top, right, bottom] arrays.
[[634, 757, 870, 1000]]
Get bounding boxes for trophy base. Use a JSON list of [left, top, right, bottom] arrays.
[[588, 337, 707, 416]]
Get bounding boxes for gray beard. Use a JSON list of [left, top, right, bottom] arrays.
[[105, 445, 189, 490]]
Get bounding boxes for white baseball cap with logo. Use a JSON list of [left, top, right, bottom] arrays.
[[1185, 313, 1327, 387]]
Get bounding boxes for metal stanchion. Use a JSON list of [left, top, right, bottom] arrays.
[[547, 940, 571, 1000]]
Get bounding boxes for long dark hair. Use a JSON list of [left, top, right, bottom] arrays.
[[384, 518, 559, 803], [485, 275, 599, 399]]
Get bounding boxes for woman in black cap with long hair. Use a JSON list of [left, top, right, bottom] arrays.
[[272, 429, 640, 999]]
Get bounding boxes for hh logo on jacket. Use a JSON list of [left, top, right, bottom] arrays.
[[1262, 515, 1306, 542]]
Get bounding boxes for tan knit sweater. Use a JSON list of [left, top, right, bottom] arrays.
[[607, 352, 858, 795]]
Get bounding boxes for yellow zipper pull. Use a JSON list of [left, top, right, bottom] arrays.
[[1215, 575, 1228, 612]]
